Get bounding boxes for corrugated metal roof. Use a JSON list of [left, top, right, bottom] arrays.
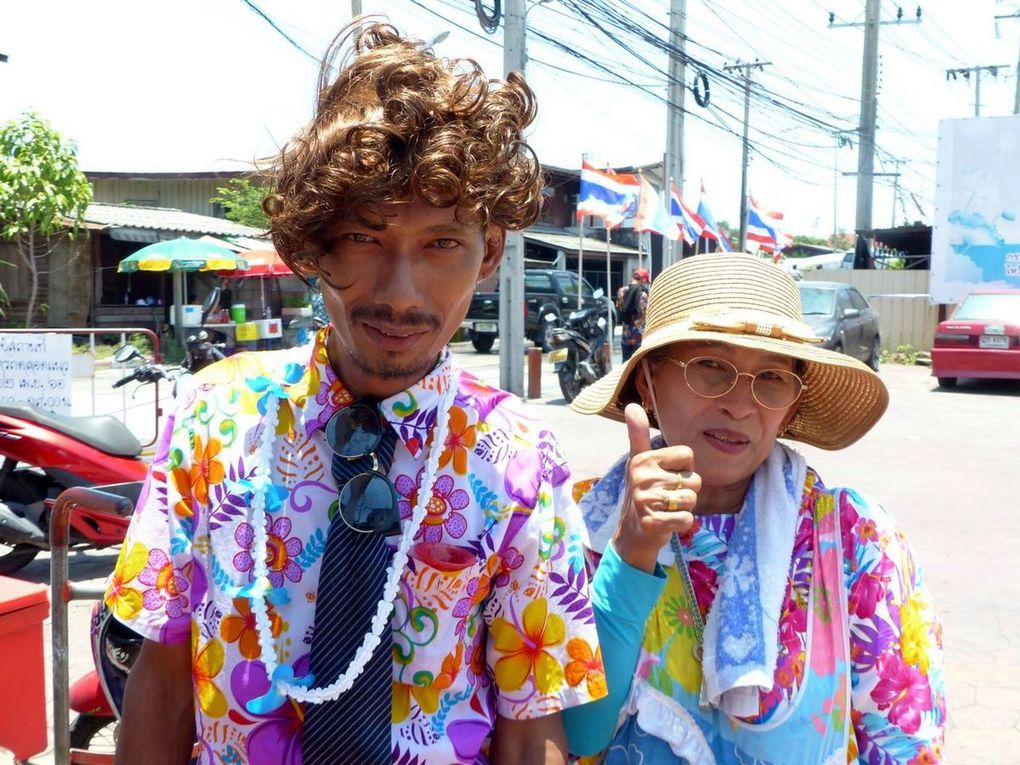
[[524, 229, 640, 256], [82, 202, 265, 237]]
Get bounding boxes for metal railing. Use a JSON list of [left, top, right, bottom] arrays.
[[49, 485, 137, 765]]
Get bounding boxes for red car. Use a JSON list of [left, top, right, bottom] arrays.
[[931, 290, 1020, 388]]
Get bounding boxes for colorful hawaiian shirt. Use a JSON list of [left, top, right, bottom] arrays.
[[106, 327, 606, 764]]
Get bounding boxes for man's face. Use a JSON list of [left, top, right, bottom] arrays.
[[317, 198, 505, 399]]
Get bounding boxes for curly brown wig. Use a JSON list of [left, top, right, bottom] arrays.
[[262, 21, 544, 277]]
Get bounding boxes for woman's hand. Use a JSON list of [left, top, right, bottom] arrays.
[[613, 403, 702, 573]]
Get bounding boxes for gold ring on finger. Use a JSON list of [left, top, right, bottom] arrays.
[[667, 495, 681, 512], [675, 472, 685, 491]]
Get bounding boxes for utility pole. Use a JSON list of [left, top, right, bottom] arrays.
[[995, 10, 1020, 114], [664, 0, 687, 267], [946, 65, 1008, 117], [832, 131, 853, 249], [829, 2, 920, 237], [500, 0, 527, 396], [723, 60, 771, 252], [351, 0, 361, 17], [889, 159, 903, 226], [855, 0, 879, 236]]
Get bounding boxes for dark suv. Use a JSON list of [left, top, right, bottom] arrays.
[[463, 269, 612, 352]]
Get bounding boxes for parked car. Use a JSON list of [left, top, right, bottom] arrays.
[[931, 290, 1020, 388], [462, 269, 614, 353], [798, 282, 881, 370]]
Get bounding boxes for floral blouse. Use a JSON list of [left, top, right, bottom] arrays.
[[105, 328, 606, 764], [568, 467, 946, 763]]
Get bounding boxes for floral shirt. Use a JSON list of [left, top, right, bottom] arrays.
[[620, 286, 648, 348], [106, 328, 606, 764], [570, 467, 946, 763]]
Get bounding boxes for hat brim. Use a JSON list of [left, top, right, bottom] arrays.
[[570, 326, 888, 451]]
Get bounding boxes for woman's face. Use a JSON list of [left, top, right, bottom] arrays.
[[638, 341, 800, 492]]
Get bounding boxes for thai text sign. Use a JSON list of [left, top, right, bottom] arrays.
[[0, 334, 73, 414]]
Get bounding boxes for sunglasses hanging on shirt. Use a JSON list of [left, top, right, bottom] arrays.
[[325, 401, 401, 535]]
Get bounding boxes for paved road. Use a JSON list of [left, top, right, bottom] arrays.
[[15, 343, 1020, 763]]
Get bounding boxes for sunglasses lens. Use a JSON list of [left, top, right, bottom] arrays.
[[339, 472, 400, 534], [326, 403, 382, 458]]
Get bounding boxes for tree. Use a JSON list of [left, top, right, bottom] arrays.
[[0, 111, 92, 326], [210, 178, 270, 229]]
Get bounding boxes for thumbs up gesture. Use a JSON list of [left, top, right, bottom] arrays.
[[612, 403, 701, 573]]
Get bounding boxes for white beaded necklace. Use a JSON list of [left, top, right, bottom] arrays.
[[248, 365, 459, 704]]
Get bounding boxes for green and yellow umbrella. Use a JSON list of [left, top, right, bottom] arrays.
[[118, 237, 250, 341]]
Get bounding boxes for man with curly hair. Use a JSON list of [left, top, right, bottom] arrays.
[[111, 21, 606, 765]]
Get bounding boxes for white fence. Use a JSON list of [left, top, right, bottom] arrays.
[[801, 269, 938, 352]]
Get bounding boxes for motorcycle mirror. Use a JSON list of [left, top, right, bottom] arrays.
[[112, 344, 141, 364], [593, 288, 605, 300]]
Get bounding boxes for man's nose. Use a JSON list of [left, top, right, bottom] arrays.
[[373, 250, 424, 313]]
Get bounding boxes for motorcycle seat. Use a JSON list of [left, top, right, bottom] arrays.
[[0, 405, 142, 457]]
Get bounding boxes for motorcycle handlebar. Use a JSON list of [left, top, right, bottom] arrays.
[[112, 374, 135, 389]]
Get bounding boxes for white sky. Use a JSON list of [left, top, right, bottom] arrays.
[[2, 0, 1019, 239]]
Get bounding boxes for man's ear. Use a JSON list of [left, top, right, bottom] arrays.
[[478, 227, 507, 281]]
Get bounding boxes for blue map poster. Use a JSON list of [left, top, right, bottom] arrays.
[[930, 115, 1020, 304]]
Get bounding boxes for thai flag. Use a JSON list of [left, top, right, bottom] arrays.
[[577, 162, 641, 227], [634, 176, 680, 240], [669, 183, 704, 246], [697, 182, 733, 251], [747, 194, 792, 253]]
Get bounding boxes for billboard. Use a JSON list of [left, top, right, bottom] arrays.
[[930, 115, 1020, 304]]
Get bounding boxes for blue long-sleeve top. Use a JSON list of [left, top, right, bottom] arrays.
[[563, 542, 667, 756]]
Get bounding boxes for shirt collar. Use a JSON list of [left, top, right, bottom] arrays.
[[289, 326, 454, 459]]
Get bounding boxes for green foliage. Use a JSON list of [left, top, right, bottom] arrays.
[[0, 111, 92, 326], [880, 343, 920, 365], [210, 178, 270, 229], [793, 232, 854, 250], [74, 332, 155, 359]]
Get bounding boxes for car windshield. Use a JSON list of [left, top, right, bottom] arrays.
[[554, 273, 594, 298], [799, 287, 836, 315], [954, 293, 1020, 322]]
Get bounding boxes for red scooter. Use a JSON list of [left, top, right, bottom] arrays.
[[0, 404, 150, 574]]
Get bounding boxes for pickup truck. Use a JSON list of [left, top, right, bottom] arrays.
[[461, 269, 613, 352]]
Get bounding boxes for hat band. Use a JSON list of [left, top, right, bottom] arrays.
[[690, 316, 823, 344]]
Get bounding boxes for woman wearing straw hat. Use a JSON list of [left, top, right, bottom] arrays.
[[562, 254, 945, 763]]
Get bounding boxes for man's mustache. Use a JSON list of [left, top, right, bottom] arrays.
[[349, 306, 442, 331]]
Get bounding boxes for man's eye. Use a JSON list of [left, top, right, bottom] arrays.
[[433, 238, 460, 249], [344, 232, 375, 243]]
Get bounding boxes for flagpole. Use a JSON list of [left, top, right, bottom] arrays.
[[577, 216, 585, 310], [605, 225, 613, 370]]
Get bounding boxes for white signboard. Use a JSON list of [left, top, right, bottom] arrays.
[[930, 115, 1020, 304], [0, 333, 73, 415]]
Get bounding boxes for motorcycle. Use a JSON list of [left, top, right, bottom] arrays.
[[546, 303, 610, 403], [68, 598, 143, 753], [0, 398, 151, 574]]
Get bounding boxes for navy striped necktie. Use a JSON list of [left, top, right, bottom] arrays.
[[301, 420, 398, 764]]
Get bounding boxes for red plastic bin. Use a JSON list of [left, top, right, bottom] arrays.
[[0, 576, 50, 761]]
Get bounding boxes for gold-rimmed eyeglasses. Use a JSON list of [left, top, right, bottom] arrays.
[[664, 356, 805, 410]]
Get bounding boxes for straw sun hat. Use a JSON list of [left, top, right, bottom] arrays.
[[571, 253, 888, 450]]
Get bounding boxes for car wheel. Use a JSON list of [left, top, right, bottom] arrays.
[[937, 377, 957, 389], [471, 334, 495, 354], [867, 337, 880, 371]]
